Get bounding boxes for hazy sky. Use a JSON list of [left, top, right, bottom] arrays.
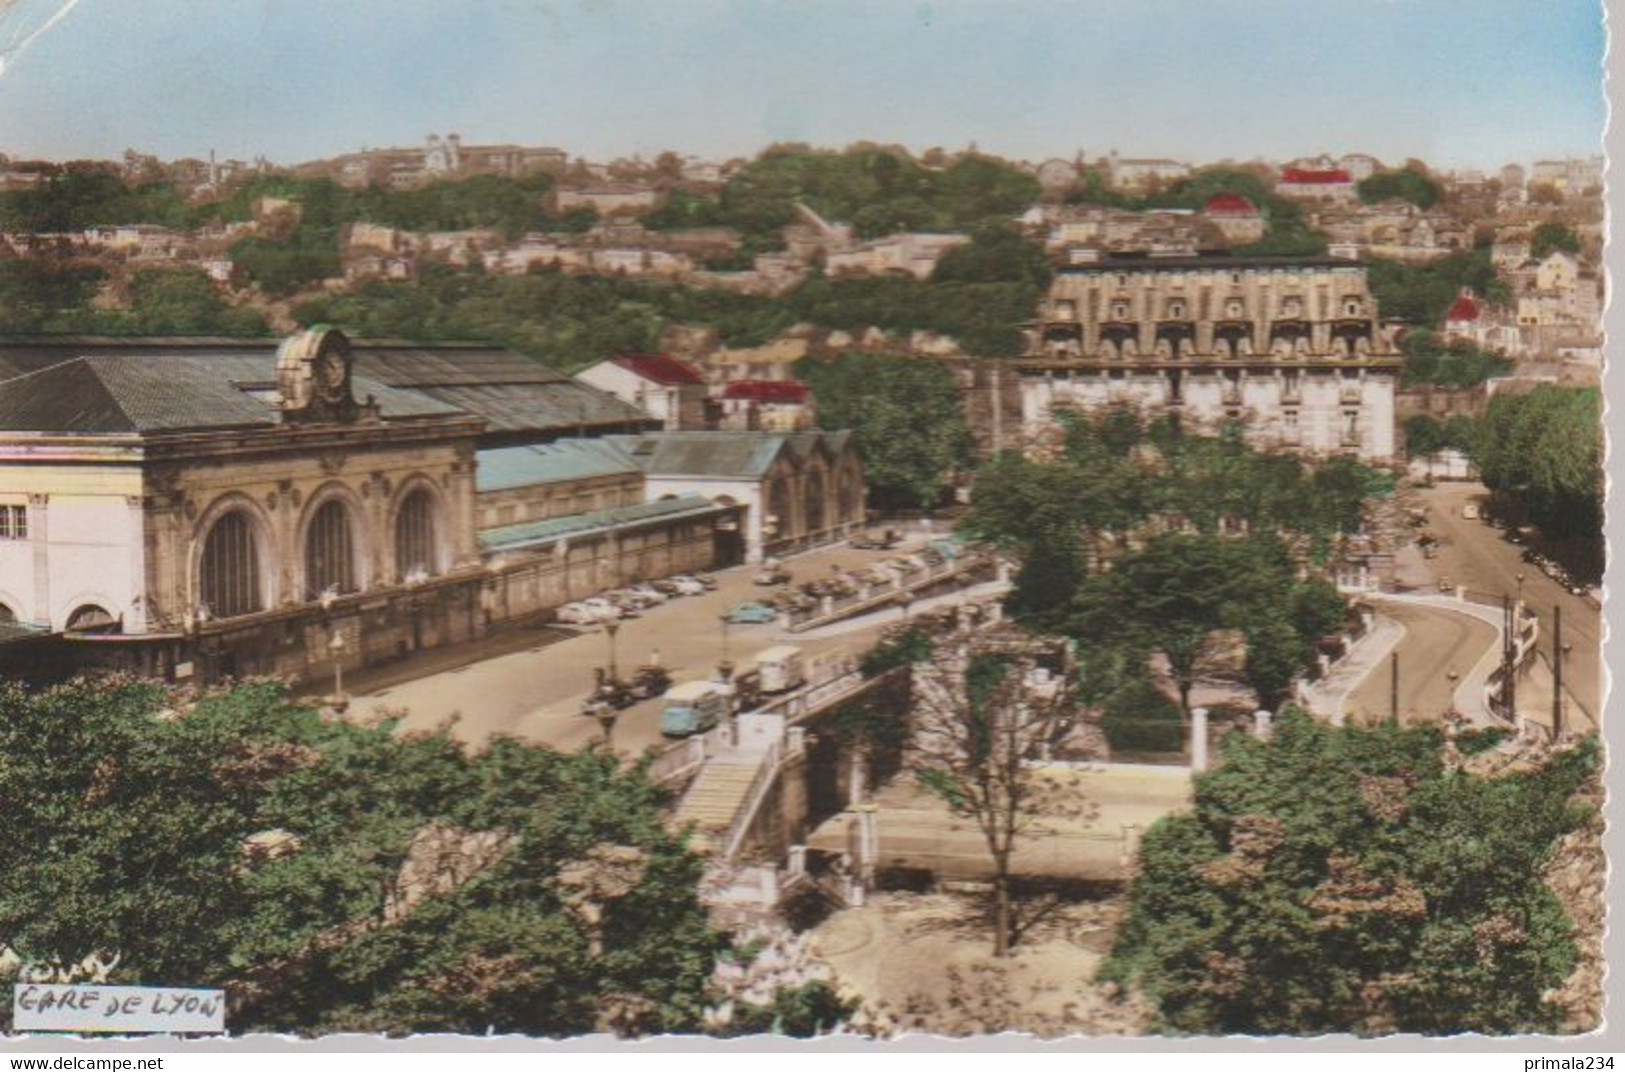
[[0, 0, 1607, 168]]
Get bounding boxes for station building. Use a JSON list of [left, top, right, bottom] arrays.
[[0, 329, 863, 686]]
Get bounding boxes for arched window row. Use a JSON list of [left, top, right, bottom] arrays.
[[195, 487, 448, 620]]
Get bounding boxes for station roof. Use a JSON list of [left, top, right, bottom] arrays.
[[476, 439, 640, 492], [478, 493, 725, 551]]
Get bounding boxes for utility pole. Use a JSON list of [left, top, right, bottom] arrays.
[[1389, 650, 1399, 725], [1552, 605, 1564, 742], [1500, 594, 1517, 718]]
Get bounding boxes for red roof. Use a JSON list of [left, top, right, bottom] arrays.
[[722, 380, 809, 403], [1445, 293, 1480, 323], [1280, 168, 1352, 185], [1203, 193, 1259, 216], [612, 353, 703, 385]]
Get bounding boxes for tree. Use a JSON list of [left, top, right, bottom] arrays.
[[1530, 222, 1581, 260], [1076, 533, 1253, 721], [1356, 167, 1441, 210], [1472, 385, 1601, 543], [930, 222, 1052, 287], [0, 677, 734, 1037], [1101, 710, 1598, 1035], [799, 352, 973, 511], [909, 642, 1089, 957]]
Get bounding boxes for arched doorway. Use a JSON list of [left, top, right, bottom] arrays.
[[394, 487, 444, 582]]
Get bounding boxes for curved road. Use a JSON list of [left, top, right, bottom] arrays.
[[1417, 482, 1600, 726], [1342, 602, 1496, 725]]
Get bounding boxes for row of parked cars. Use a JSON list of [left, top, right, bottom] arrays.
[[1519, 547, 1594, 597], [556, 573, 718, 625]]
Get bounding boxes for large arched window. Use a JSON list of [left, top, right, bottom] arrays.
[[305, 499, 359, 599], [395, 488, 440, 582], [200, 510, 263, 619], [66, 604, 118, 634]]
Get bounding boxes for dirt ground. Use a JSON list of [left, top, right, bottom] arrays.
[[811, 890, 1152, 1038]]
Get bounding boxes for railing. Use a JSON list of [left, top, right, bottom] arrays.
[[722, 737, 784, 862], [649, 723, 731, 786]]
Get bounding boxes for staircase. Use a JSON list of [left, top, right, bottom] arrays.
[[672, 758, 763, 854]]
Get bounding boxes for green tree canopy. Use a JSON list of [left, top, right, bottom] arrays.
[[1472, 385, 1602, 542], [798, 351, 973, 511], [1101, 711, 1597, 1035], [0, 678, 759, 1037], [1529, 222, 1581, 261], [1398, 328, 1512, 389], [1367, 250, 1509, 326], [1356, 167, 1441, 210]]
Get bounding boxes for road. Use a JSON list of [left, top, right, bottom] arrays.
[[1342, 601, 1496, 725], [1415, 482, 1600, 725], [349, 534, 982, 756]]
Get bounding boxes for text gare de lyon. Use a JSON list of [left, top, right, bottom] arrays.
[[14, 985, 223, 1019]]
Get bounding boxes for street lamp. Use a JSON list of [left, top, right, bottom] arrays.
[[1515, 572, 1525, 604], [718, 613, 734, 683], [603, 620, 621, 683], [592, 701, 619, 750], [328, 631, 349, 715]]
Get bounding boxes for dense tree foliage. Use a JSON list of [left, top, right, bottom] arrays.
[[1101, 711, 1597, 1035], [931, 222, 1052, 288], [1529, 222, 1581, 261], [0, 677, 810, 1037], [0, 262, 266, 336], [1366, 249, 1508, 326], [1402, 413, 1478, 459], [717, 147, 1039, 246], [1068, 533, 1343, 718], [1473, 385, 1602, 542], [1356, 167, 1441, 210], [797, 351, 973, 510], [1398, 328, 1512, 388], [967, 412, 1363, 713]]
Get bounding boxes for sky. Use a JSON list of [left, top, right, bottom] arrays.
[[0, 0, 1607, 169]]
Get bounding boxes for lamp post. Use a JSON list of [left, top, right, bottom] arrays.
[[1515, 571, 1525, 604], [603, 620, 621, 683], [718, 614, 734, 683], [328, 631, 348, 715], [593, 701, 619, 750]]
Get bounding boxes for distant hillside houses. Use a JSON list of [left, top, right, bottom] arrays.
[[297, 134, 568, 190]]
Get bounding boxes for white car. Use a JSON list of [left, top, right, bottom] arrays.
[[668, 575, 707, 597], [558, 598, 621, 625], [626, 583, 668, 605]]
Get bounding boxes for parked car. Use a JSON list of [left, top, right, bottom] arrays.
[[725, 600, 779, 625], [659, 680, 731, 737], [649, 579, 682, 597], [850, 529, 901, 551], [754, 559, 792, 586], [691, 572, 719, 590], [626, 583, 668, 605], [558, 598, 620, 625], [668, 575, 707, 596]]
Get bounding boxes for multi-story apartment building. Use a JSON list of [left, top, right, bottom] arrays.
[[1013, 253, 1401, 462]]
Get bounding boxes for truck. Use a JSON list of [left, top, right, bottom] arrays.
[[751, 645, 806, 695], [1461, 502, 1480, 521], [658, 680, 732, 737]]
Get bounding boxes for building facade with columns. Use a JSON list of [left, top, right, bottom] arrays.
[[1015, 253, 1401, 461]]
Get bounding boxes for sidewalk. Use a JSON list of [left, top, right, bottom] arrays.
[[1299, 613, 1406, 724]]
